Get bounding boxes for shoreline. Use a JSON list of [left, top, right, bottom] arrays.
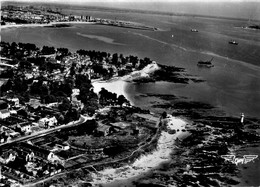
[[1, 21, 158, 31], [0, 21, 96, 30], [90, 115, 188, 186], [91, 77, 189, 186], [92, 77, 133, 105]]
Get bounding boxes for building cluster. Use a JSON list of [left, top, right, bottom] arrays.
[[0, 38, 156, 186], [0, 98, 60, 143], [1, 5, 94, 25], [0, 141, 65, 185]]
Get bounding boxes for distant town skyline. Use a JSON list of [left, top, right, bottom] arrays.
[[1, 0, 260, 20]]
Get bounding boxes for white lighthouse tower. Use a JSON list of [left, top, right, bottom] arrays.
[[240, 113, 245, 124]]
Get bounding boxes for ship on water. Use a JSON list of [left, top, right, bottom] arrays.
[[197, 57, 214, 68], [229, 40, 238, 45], [191, 29, 198, 32]]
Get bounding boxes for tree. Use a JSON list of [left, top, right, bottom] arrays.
[[69, 66, 76, 77], [117, 95, 128, 107], [13, 77, 28, 94], [75, 74, 90, 88], [112, 53, 118, 66], [65, 107, 80, 122], [99, 88, 109, 105], [161, 111, 167, 119], [80, 91, 99, 116], [41, 46, 55, 55], [59, 83, 72, 97], [58, 98, 71, 112], [57, 48, 69, 56], [77, 119, 98, 135], [17, 109, 28, 118], [44, 94, 57, 104], [19, 60, 32, 70]]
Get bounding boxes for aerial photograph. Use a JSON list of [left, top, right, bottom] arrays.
[[0, 0, 259, 186]]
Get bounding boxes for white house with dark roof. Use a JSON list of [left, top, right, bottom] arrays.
[[38, 116, 57, 128], [0, 109, 10, 119], [0, 149, 17, 164]]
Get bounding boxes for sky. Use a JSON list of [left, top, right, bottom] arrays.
[[2, 0, 260, 20], [1, 0, 259, 2]]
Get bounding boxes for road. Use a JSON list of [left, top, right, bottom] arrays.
[[0, 115, 92, 148]]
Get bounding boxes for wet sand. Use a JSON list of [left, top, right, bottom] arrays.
[[1, 21, 95, 30]]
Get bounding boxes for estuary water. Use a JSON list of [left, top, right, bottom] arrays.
[[2, 11, 260, 118]]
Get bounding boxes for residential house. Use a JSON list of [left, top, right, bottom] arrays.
[[95, 123, 111, 136], [28, 98, 41, 109], [9, 98, 19, 107], [24, 73, 33, 80], [0, 150, 17, 164], [10, 110, 17, 115], [53, 143, 70, 151], [71, 88, 80, 97], [71, 100, 84, 110], [25, 151, 35, 162], [38, 116, 57, 128], [0, 109, 10, 119], [19, 123, 32, 134], [18, 142, 64, 165]]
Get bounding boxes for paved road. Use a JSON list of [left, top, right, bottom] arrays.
[[0, 115, 92, 148]]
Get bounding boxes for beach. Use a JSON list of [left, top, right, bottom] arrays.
[[91, 75, 189, 186], [92, 61, 160, 105], [92, 77, 132, 105], [0, 21, 95, 30]]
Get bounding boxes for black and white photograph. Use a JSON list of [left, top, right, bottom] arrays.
[[0, 0, 260, 186]]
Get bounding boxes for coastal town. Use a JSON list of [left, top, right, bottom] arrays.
[[1, 4, 94, 24], [1, 2, 260, 187], [0, 38, 168, 186], [1, 4, 157, 31], [1, 41, 259, 187]]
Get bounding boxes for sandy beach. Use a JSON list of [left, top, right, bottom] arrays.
[[92, 77, 132, 105], [1, 21, 95, 30], [91, 77, 189, 186], [92, 62, 160, 105]]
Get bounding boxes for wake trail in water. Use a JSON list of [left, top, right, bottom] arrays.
[[130, 32, 188, 51], [130, 32, 260, 72], [76, 32, 125, 45]]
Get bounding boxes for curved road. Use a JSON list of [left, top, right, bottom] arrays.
[[0, 115, 92, 148]]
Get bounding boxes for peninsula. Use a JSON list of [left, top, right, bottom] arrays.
[[1, 4, 157, 31], [0, 40, 197, 186]]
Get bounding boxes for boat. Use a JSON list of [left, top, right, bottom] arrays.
[[197, 58, 214, 68], [191, 29, 198, 32], [229, 40, 238, 45]]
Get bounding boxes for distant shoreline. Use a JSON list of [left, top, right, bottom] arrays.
[[1, 21, 95, 30], [1, 21, 158, 31], [3, 1, 260, 22]]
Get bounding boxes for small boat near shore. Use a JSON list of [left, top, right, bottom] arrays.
[[197, 58, 214, 68], [229, 40, 238, 45], [191, 29, 198, 32]]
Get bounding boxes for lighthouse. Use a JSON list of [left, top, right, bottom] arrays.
[[240, 113, 244, 124]]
